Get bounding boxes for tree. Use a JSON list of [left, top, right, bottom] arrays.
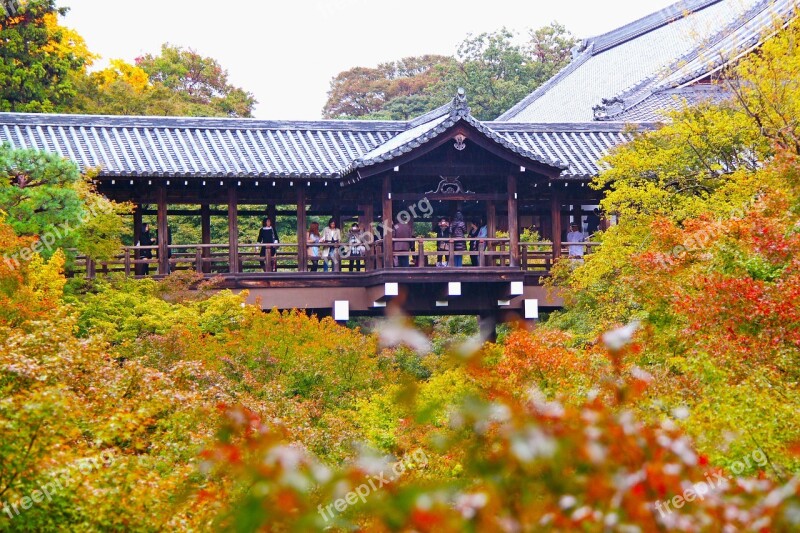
[[433, 24, 576, 120], [0, 145, 128, 264], [322, 55, 455, 118], [545, 17, 800, 474], [323, 24, 576, 121], [135, 44, 257, 117], [0, 0, 91, 112]]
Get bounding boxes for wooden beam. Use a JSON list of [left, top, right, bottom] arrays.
[[551, 190, 562, 259], [297, 186, 307, 272], [156, 186, 169, 275], [507, 175, 519, 267], [228, 185, 239, 273], [382, 175, 393, 268], [392, 192, 507, 202]]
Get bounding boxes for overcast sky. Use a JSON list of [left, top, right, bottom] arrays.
[[63, 0, 677, 119]]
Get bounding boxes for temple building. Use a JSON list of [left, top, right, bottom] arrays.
[[0, 0, 795, 319]]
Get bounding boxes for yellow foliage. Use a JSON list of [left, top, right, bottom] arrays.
[[41, 12, 97, 68], [27, 249, 66, 304], [94, 59, 151, 93]]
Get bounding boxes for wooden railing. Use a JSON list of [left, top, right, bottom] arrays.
[[66, 239, 600, 278]]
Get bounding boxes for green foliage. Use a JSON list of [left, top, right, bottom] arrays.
[[433, 24, 576, 120], [71, 45, 257, 118], [0, 145, 128, 263], [136, 44, 257, 117], [324, 23, 576, 121], [0, 1, 88, 112]]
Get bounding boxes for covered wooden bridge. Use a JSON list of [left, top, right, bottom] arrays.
[[0, 91, 635, 318]]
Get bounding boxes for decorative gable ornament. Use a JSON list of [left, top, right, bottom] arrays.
[[453, 134, 467, 151], [426, 176, 473, 195]]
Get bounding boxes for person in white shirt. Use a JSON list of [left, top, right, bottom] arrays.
[[321, 218, 342, 272], [566, 223, 587, 258]]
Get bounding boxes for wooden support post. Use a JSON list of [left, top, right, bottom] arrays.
[[133, 205, 142, 276], [382, 175, 393, 269], [551, 189, 562, 259], [507, 175, 519, 268], [156, 185, 169, 275], [200, 204, 211, 274], [228, 184, 239, 273], [297, 187, 307, 272], [268, 204, 278, 227], [486, 201, 496, 267]]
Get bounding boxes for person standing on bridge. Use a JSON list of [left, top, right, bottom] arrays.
[[321, 218, 341, 272], [257, 218, 279, 272], [450, 211, 467, 267], [566, 223, 587, 259], [468, 220, 480, 266], [436, 217, 450, 267], [307, 221, 321, 272]]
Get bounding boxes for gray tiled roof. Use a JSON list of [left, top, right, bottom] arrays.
[[604, 85, 732, 122], [490, 122, 645, 178], [0, 105, 639, 180], [498, 0, 796, 123], [345, 92, 567, 174], [0, 113, 403, 179]]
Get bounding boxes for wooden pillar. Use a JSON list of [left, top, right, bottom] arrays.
[[487, 201, 496, 237], [382, 175, 393, 268], [156, 186, 169, 275], [228, 184, 239, 273], [200, 204, 211, 274], [297, 187, 307, 272], [358, 202, 374, 229], [486, 201, 496, 267], [133, 205, 142, 276], [507, 175, 519, 267], [551, 189, 562, 259], [267, 203, 277, 227]]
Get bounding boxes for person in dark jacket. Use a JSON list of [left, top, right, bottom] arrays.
[[436, 217, 450, 267], [257, 218, 279, 272], [467, 220, 480, 266], [139, 223, 153, 275], [450, 211, 467, 267]]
